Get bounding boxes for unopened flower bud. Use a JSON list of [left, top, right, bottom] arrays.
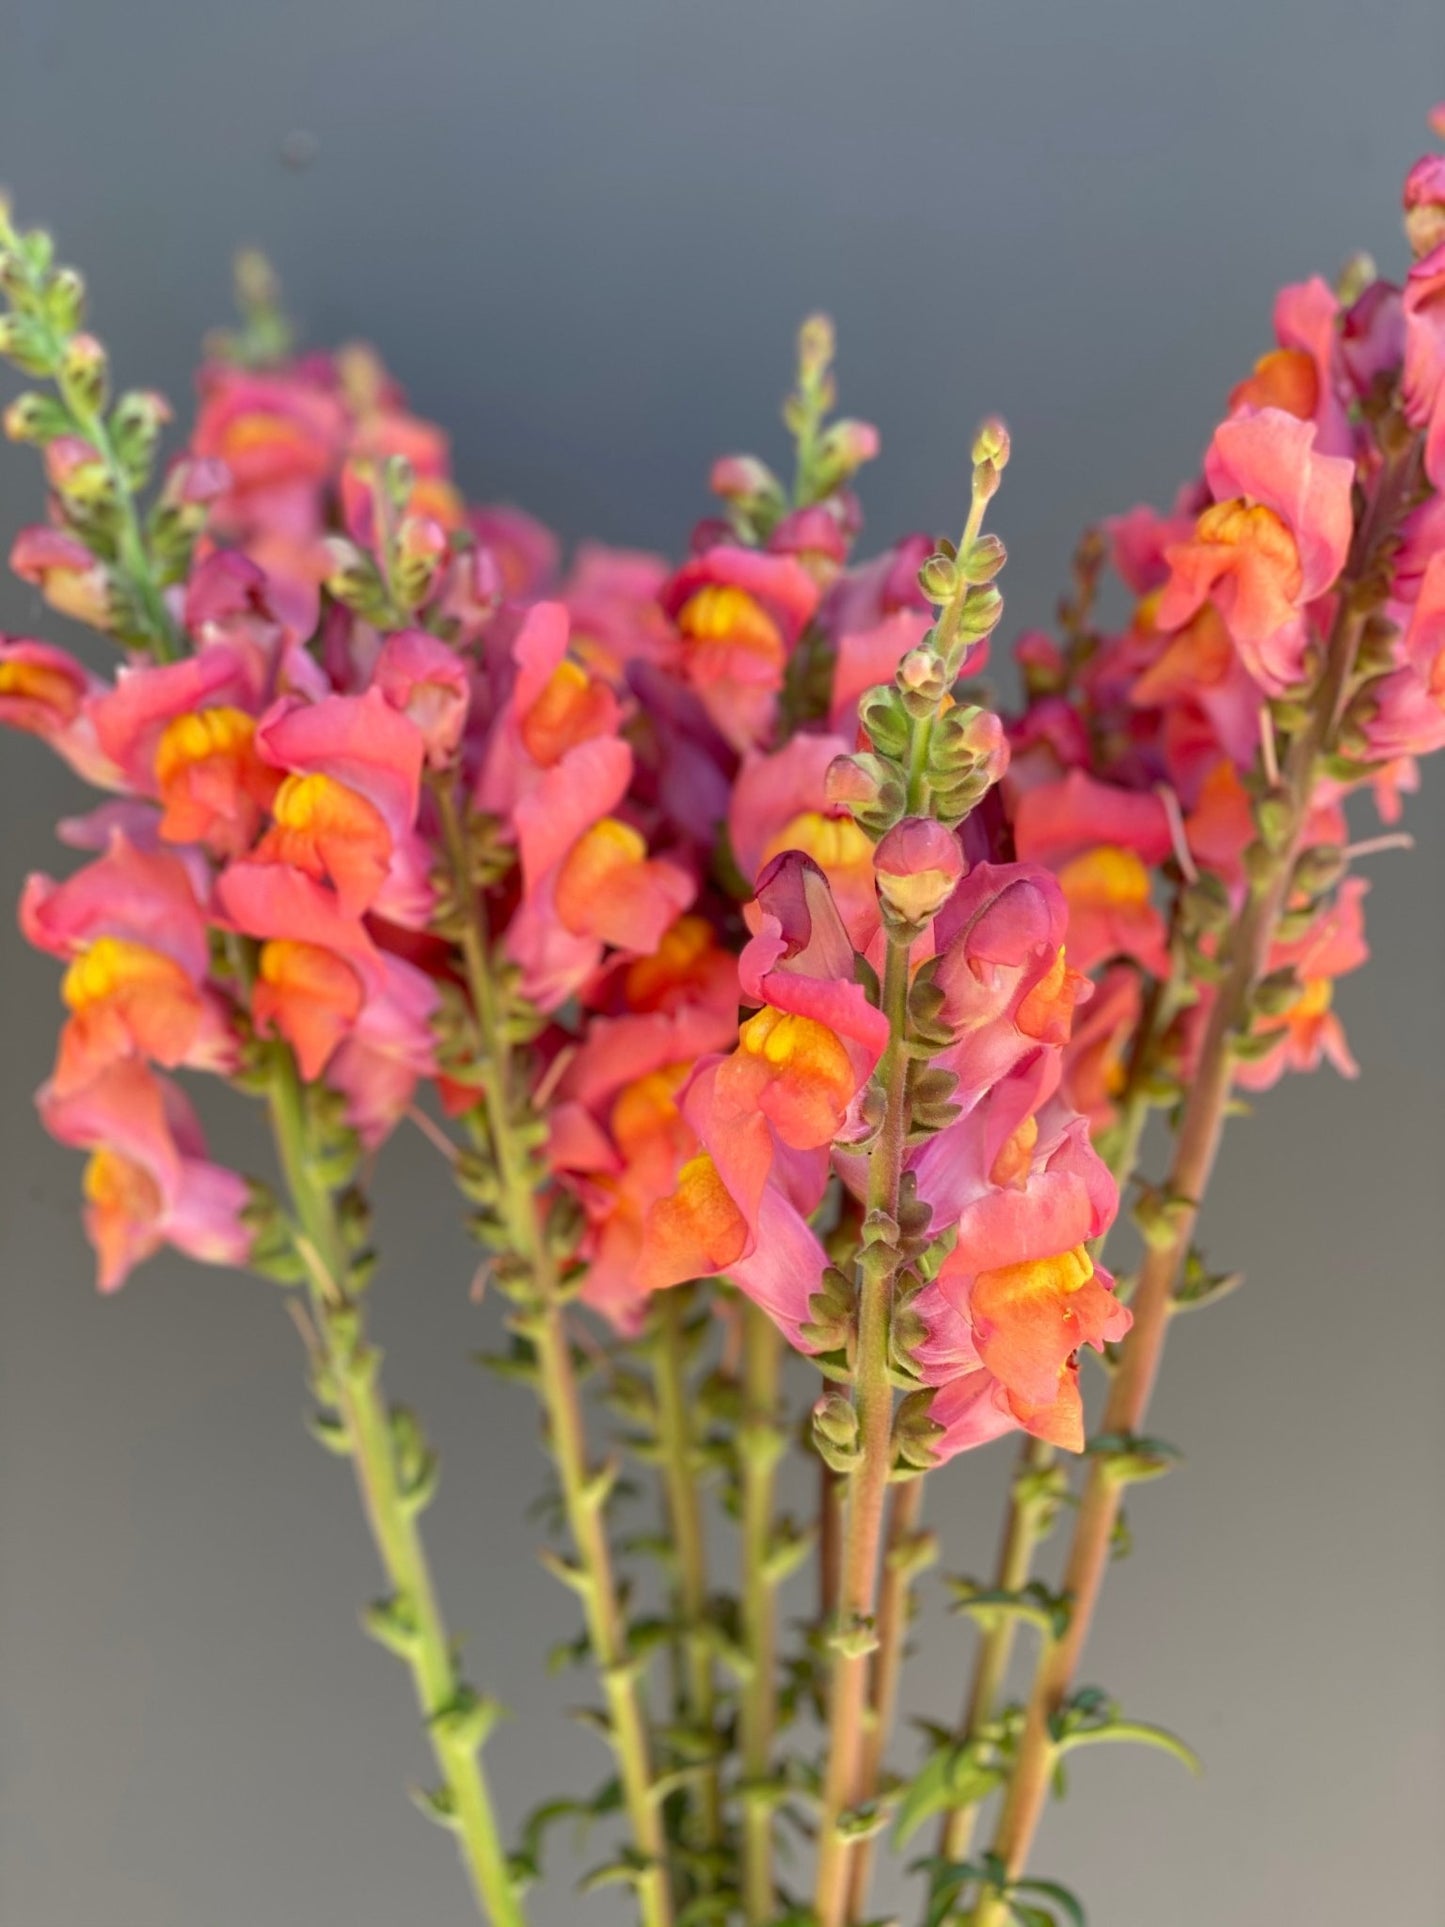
[[816, 417, 881, 480], [1254, 788, 1296, 853], [956, 584, 1004, 637], [812, 1390, 860, 1450], [953, 705, 1009, 779], [1403, 153, 1445, 260], [972, 417, 1011, 469], [43, 434, 111, 505], [3, 391, 70, 444], [960, 532, 1007, 584], [897, 645, 949, 717], [874, 817, 965, 925], [1253, 966, 1302, 1017], [45, 265, 86, 336], [710, 453, 780, 503], [917, 550, 960, 604], [59, 332, 109, 415], [798, 312, 836, 382], [1290, 843, 1346, 898], [1355, 613, 1400, 678], [383, 453, 416, 512], [825, 753, 883, 809]]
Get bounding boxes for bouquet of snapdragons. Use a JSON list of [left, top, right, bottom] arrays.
[[2, 120, 1443, 1927]]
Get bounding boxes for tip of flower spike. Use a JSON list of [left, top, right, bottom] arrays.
[[972, 417, 1011, 471], [798, 313, 836, 380]]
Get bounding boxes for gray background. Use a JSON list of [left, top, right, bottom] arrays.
[[2, 3, 1443, 1923]]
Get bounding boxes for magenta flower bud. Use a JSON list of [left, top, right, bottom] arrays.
[[1404, 153, 1445, 259], [873, 817, 966, 924], [710, 453, 779, 502], [819, 417, 881, 474], [956, 706, 1010, 782]]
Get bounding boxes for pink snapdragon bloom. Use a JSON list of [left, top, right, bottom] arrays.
[[1227, 277, 1354, 458], [10, 526, 112, 629], [1060, 961, 1143, 1130], [636, 853, 889, 1333], [1403, 241, 1445, 491], [1011, 771, 1173, 977], [89, 648, 285, 856], [549, 917, 740, 1330], [479, 603, 695, 1008], [38, 1059, 252, 1292], [728, 733, 878, 946], [913, 1107, 1124, 1455], [253, 687, 429, 922], [372, 630, 471, 768], [192, 363, 346, 538], [1404, 155, 1445, 261], [21, 833, 236, 1095], [560, 544, 674, 680], [216, 860, 436, 1086], [0, 637, 121, 786], [1357, 551, 1445, 760], [467, 503, 560, 599], [1156, 407, 1355, 693], [1233, 877, 1370, 1091], [662, 544, 820, 751]]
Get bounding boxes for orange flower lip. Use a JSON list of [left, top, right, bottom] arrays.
[[253, 938, 365, 1081], [1228, 346, 1320, 423], [1193, 497, 1304, 600], [0, 655, 83, 720], [520, 657, 618, 767], [676, 584, 785, 664], [255, 771, 393, 915], [732, 1004, 857, 1149], [1056, 845, 1152, 911], [152, 704, 280, 851]]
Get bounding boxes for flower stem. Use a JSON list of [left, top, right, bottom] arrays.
[[974, 436, 1423, 1920], [651, 1289, 723, 1879], [813, 932, 913, 1927], [264, 1047, 524, 1927], [935, 1436, 1054, 1872], [436, 788, 674, 1927], [847, 1473, 925, 1915], [739, 1298, 785, 1924]]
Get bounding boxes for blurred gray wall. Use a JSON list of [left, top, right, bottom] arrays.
[[2, 4, 1442, 1923]]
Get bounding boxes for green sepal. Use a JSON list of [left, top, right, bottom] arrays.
[[947, 1577, 1071, 1640], [1085, 1432, 1182, 1483], [409, 1781, 459, 1830]]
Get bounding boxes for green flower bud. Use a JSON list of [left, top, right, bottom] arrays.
[[917, 550, 960, 604]]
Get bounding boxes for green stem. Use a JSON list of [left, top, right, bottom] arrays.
[[264, 1048, 524, 1927], [847, 1474, 925, 1916], [813, 933, 913, 1927], [651, 1290, 723, 1878], [739, 1299, 785, 1924], [436, 789, 674, 1927], [935, 1437, 1053, 1873]]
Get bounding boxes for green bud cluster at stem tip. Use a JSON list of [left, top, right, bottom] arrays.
[[0, 198, 184, 657]]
